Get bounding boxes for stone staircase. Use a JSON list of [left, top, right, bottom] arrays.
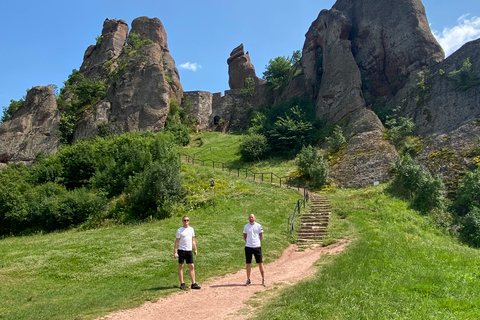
[[297, 194, 331, 249]]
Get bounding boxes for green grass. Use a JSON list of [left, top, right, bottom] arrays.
[[254, 185, 480, 319], [180, 131, 297, 179], [0, 164, 304, 320]]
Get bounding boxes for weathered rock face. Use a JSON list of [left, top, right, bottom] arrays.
[[332, 0, 444, 101], [388, 38, 480, 190], [329, 108, 398, 188], [0, 86, 61, 164], [302, 9, 366, 124], [227, 44, 264, 90], [76, 16, 183, 139], [80, 19, 129, 79]]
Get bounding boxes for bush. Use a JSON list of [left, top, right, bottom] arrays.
[[390, 155, 445, 213], [0, 165, 32, 235], [240, 133, 269, 161], [459, 207, 480, 247], [127, 160, 183, 220], [455, 167, 480, 215], [326, 125, 346, 154], [296, 146, 329, 188], [1, 99, 24, 123]]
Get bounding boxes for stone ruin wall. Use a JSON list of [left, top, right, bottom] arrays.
[[184, 89, 246, 131]]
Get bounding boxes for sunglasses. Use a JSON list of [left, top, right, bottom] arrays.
[[183, 219, 189, 222]]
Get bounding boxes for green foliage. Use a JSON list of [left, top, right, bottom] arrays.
[[325, 125, 346, 154], [385, 115, 415, 145], [97, 121, 111, 137], [269, 106, 314, 157], [448, 58, 480, 90], [56, 69, 107, 144], [247, 96, 321, 158], [0, 165, 32, 235], [296, 145, 329, 188], [454, 167, 480, 215], [240, 77, 255, 97], [390, 155, 445, 213], [263, 51, 301, 93], [127, 32, 154, 49], [127, 160, 183, 220], [239, 133, 269, 161], [458, 207, 480, 247], [164, 99, 192, 146], [58, 111, 76, 144], [0, 131, 182, 236], [95, 35, 102, 46], [1, 99, 24, 123]]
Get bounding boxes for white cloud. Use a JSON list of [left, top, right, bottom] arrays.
[[433, 14, 480, 57], [179, 62, 202, 72]]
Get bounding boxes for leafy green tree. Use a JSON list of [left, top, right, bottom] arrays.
[[296, 146, 329, 188], [390, 155, 445, 213], [1, 99, 24, 123], [326, 125, 346, 154], [240, 133, 269, 161], [263, 56, 292, 92], [127, 160, 183, 220], [0, 165, 32, 235], [455, 167, 480, 215], [459, 207, 480, 247], [268, 106, 314, 157]]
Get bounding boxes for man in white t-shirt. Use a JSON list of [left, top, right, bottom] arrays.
[[174, 216, 201, 290], [243, 213, 266, 287]]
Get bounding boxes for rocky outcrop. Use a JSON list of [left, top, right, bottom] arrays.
[[332, 0, 444, 101], [76, 16, 183, 139], [302, 9, 365, 124], [299, 6, 399, 187], [329, 108, 398, 188], [227, 44, 264, 90], [80, 19, 129, 79], [0, 86, 61, 164]]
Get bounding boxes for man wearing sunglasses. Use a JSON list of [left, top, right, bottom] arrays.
[[174, 216, 201, 290], [243, 213, 266, 287]]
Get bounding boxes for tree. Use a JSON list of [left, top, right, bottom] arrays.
[[296, 146, 329, 188]]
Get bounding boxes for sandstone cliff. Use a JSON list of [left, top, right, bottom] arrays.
[[0, 86, 61, 164]]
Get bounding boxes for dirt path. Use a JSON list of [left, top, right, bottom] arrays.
[[98, 240, 349, 320]]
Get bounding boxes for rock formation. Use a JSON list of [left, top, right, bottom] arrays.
[[80, 19, 129, 79], [227, 44, 264, 90], [332, 0, 444, 101], [76, 16, 183, 139], [0, 86, 61, 164]]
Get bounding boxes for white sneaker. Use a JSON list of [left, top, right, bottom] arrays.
[[262, 279, 267, 287]]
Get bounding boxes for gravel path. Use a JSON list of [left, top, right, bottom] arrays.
[[98, 240, 349, 320]]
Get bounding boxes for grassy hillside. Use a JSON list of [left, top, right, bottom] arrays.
[[254, 185, 480, 319], [0, 163, 304, 320]]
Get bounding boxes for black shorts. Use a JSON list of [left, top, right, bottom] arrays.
[[245, 246, 263, 264], [178, 250, 194, 264]]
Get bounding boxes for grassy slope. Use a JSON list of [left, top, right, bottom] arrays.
[[0, 162, 303, 320], [254, 186, 480, 319]]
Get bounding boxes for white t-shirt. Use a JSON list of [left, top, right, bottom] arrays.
[[243, 222, 263, 248], [176, 226, 195, 251]]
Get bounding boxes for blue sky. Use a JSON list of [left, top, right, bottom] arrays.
[[1, 0, 479, 119]]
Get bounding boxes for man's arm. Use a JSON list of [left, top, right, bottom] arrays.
[[174, 238, 180, 258], [192, 237, 198, 255], [259, 232, 263, 241], [243, 233, 247, 242]]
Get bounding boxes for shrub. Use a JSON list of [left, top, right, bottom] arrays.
[[1, 99, 24, 123], [455, 167, 480, 215], [296, 146, 329, 188], [326, 125, 346, 154], [390, 155, 445, 213], [240, 133, 269, 161], [459, 207, 480, 247], [127, 160, 183, 220], [0, 165, 32, 235]]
